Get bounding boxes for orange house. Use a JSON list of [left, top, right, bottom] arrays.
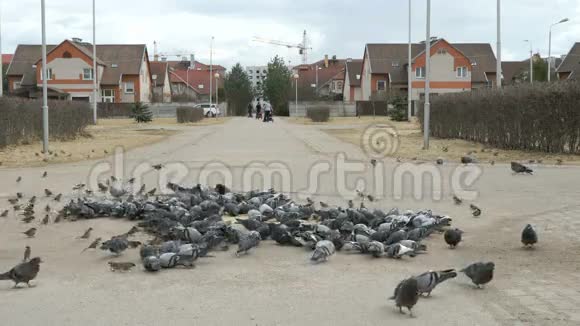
[[6, 38, 152, 103]]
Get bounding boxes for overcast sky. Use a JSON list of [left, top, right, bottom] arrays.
[[2, 0, 579, 68]]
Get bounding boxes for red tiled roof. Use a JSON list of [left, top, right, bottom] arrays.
[[169, 69, 224, 95], [2, 54, 13, 64], [294, 59, 346, 89]]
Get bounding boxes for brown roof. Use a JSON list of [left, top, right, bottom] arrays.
[[166, 60, 226, 72], [150, 62, 168, 86], [557, 43, 580, 79], [366, 41, 497, 84], [7, 42, 146, 86], [502, 61, 529, 82], [345, 60, 363, 87], [294, 60, 346, 90]]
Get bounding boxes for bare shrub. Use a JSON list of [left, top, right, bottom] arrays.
[[306, 107, 330, 122], [176, 107, 204, 123], [419, 82, 580, 154]]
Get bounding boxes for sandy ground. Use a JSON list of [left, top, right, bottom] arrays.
[[287, 117, 580, 165], [1, 117, 580, 325], [0, 117, 229, 168]]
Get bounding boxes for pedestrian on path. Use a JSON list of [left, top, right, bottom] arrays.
[[247, 102, 253, 118]]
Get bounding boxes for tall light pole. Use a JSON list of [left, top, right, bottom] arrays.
[[214, 72, 219, 116], [496, 0, 502, 88], [524, 40, 533, 84], [407, 0, 412, 120], [423, 0, 431, 150], [41, 0, 49, 154], [293, 73, 299, 116], [548, 18, 569, 82], [209, 36, 214, 106], [92, 0, 97, 124]]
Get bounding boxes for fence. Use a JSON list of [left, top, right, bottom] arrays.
[[419, 82, 580, 154], [97, 102, 228, 119], [287, 101, 356, 117], [0, 97, 92, 148]]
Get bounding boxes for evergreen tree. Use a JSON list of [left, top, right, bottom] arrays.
[[224, 63, 254, 116], [131, 102, 153, 123], [263, 56, 292, 116]]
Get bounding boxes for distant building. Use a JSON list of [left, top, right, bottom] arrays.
[[246, 66, 268, 90], [557, 43, 580, 81], [343, 59, 363, 102], [292, 55, 346, 99], [150, 61, 172, 103], [6, 38, 152, 103], [167, 60, 226, 102]]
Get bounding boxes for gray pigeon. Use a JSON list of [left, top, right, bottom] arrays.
[[143, 256, 161, 272], [511, 162, 533, 174], [461, 262, 495, 288], [236, 231, 261, 256], [159, 252, 193, 268], [521, 224, 537, 247], [386, 243, 415, 259], [100, 236, 129, 255], [414, 269, 457, 296], [311, 240, 336, 263], [0, 257, 42, 288], [390, 278, 420, 317], [444, 228, 463, 248], [385, 230, 407, 245]]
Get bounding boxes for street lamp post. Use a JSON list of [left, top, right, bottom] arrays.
[[0, 2, 3, 97], [293, 73, 299, 116], [524, 40, 533, 84], [41, 0, 49, 154], [209, 36, 214, 106], [423, 0, 431, 150], [214, 72, 220, 116], [407, 0, 412, 120], [496, 0, 502, 89], [92, 0, 97, 124], [548, 18, 569, 82]]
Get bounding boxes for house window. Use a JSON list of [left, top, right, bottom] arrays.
[[336, 81, 343, 90], [124, 81, 135, 94], [437, 48, 448, 55], [377, 80, 386, 91], [457, 66, 468, 78], [62, 51, 72, 58], [83, 68, 94, 80], [102, 89, 115, 103], [415, 67, 426, 78], [356, 74, 361, 80], [14, 82, 21, 89], [41, 68, 53, 80]]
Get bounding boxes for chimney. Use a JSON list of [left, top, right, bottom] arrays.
[[324, 55, 329, 68]]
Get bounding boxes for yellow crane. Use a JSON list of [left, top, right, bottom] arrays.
[[253, 30, 312, 64]]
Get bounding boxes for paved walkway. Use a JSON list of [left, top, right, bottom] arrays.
[[1, 117, 580, 325]]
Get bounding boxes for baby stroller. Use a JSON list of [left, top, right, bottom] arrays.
[[263, 110, 274, 122]]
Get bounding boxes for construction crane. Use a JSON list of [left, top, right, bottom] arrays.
[[253, 30, 312, 64], [152, 41, 193, 63]]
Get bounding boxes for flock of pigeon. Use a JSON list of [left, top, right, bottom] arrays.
[[0, 160, 540, 318]]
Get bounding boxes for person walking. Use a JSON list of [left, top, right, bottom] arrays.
[[247, 102, 253, 118], [263, 102, 273, 122], [255, 101, 262, 120]]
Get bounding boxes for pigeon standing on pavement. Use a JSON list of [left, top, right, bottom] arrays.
[[1, 210, 8, 217], [461, 262, 495, 288], [444, 228, 463, 248], [78, 227, 93, 239], [470, 204, 482, 217], [44, 189, 53, 197], [236, 231, 261, 256], [143, 256, 161, 272], [42, 171, 47, 178], [23, 228, 37, 238], [100, 236, 129, 255], [453, 195, 462, 205], [23, 246, 31, 262], [390, 278, 420, 317], [0, 257, 42, 288], [414, 269, 457, 296], [54, 194, 62, 202], [41, 215, 50, 225], [82, 238, 102, 253], [521, 224, 538, 248], [511, 162, 533, 175], [311, 240, 336, 263]]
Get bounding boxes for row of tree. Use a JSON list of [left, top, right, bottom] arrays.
[[224, 56, 292, 116]]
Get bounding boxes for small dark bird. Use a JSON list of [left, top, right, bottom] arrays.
[[461, 156, 475, 164], [127, 178, 136, 184], [470, 204, 482, 217], [104, 149, 109, 154], [367, 195, 375, 202], [35, 153, 40, 157], [436, 158, 444, 165], [73, 183, 85, 190], [82, 237, 102, 252], [137, 184, 146, 195], [110, 176, 117, 182], [556, 159, 563, 165], [29, 196, 36, 204], [8, 198, 19, 205], [23, 246, 31, 262], [78, 227, 93, 239], [100, 236, 129, 255], [85, 189, 93, 196], [453, 195, 462, 205], [521, 224, 538, 248], [511, 162, 533, 175], [16, 192, 23, 199], [493, 151, 499, 156], [461, 262, 495, 288], [108, 262, 136, 272], [0, 257, 42, 288], [444, 228, 463, 248], [54, 213, 63, 223], [319, 201, 329, 208], [16, 176, 22, 183], [146, 188, 156, 196], [44, 204, 51, 213], [1, 210, 8, 217], [41, 215, 50, 225], [390, 278, 420, 317], [348, 200, 354, 209], [42, 171, 47, 178], [441, 146, 449, 152], [370, 159, 377, 167], [21, 216, 35, 224], [490, 160, 495, 166], [98, 182, 108, 193], [23, 228, 37, 238], [13, 205, 22, 211], [528, 160, 535, 164], [152, 164, 164, 170], [54, 194, 62, 202]]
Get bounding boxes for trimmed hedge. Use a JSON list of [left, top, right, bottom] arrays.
[[306, 106, 330, 122], [176, 107, 205, 123], [0, 97, 92, 148], [97, 102, 134, 118], [420, 82, 580, 154]]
